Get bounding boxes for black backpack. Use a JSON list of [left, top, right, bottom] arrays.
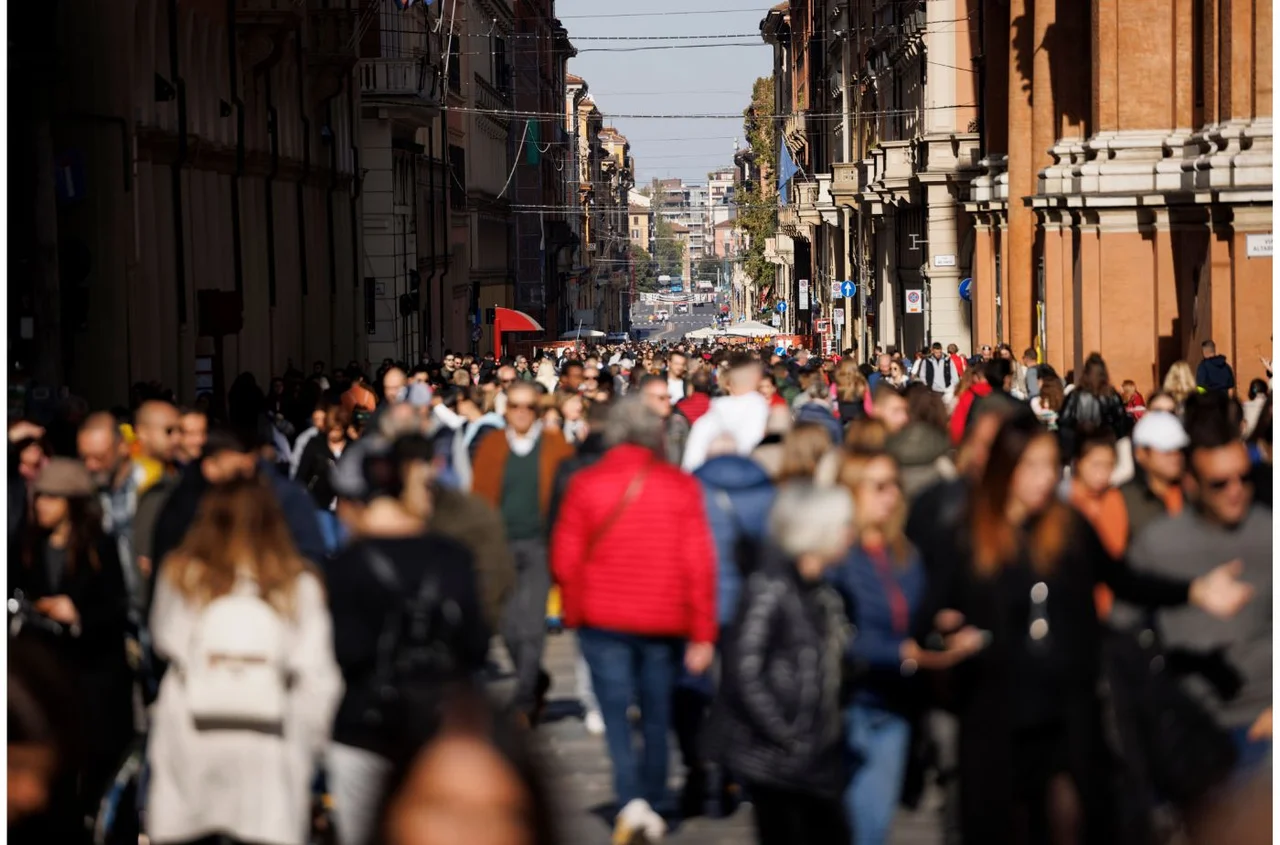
[[360, 546, 463, 732]]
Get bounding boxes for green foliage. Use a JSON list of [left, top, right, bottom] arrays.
[[652, 215, 685, 278], [631, 244, 661, 292], [739, 76, 778, 295], [695, 256, 722, 282]]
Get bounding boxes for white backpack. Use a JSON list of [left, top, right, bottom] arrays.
[[184, 593, 290, 729]]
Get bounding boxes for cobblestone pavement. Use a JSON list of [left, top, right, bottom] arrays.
[[528, 630, 945, 845]]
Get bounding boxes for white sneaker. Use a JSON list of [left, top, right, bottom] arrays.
[[612, 799, 652, 845], [584, 709, 605, 736], [639, 803, 668, 841]]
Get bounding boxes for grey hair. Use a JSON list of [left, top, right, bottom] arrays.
[[768, 482, 855, 561], [604, 395, 665, 451]]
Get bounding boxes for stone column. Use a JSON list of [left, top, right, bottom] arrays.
[[1005, 0, 1035, 353]]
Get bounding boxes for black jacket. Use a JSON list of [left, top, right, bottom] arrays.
[[1196, 355, 1236, 393], [327, 533, 490, 756], [548, 432, 609, 529], [707, 549, 850, 799], [9, 535, 134, 762], [1057, 388, 1129, 462], [297, 436, 344, 511], [915, 511, 1192, 844]]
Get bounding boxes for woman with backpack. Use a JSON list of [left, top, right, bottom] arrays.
[[146, 478, 342, 845], [1057, 353, 1129, 463], [326, 436, 491, 845]]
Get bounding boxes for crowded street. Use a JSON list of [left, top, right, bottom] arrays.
[[7, 1, 1275, 845]]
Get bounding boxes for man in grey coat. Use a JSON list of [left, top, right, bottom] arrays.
[[1125, 408, 1272, 776]]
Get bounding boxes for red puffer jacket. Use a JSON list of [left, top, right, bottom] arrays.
[[551, 444, 718, 644]]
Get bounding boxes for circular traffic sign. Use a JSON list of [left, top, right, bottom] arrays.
[[776, 301, 788, 314], [959, 277, 973, 302], [907, 291, 922, 306], [840, 280, 856, 298]]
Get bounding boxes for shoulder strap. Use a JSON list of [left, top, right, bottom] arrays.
[[583, 461, 653, 561], [363, 544, 402, 593]]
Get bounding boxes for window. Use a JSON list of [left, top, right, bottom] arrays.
[[447, 33, 461, 92], [631, 229, 640, 240], [448, 145, 466, 211], [493, 36, 509, 94]]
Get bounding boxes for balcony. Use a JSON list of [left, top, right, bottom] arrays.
[[795, 181, 822, 227], [359, 58, 440, 123], [831, 161, 863, 203]]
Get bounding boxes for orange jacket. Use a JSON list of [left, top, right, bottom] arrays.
[[470, 427, 574, 521]]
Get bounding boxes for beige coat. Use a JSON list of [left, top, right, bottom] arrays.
[[146, 573, 343, 845]]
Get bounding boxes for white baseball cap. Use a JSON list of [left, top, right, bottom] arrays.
[[1132, 411, 1190, 452]]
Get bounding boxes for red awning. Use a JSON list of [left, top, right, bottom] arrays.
[[493, 307, 543, 333]]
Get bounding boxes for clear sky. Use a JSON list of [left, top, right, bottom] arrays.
[[556, 1, 774, 186]]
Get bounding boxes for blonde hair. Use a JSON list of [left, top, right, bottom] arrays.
[[1163, 361, 1197, 406], [834, 359, 868, 403]]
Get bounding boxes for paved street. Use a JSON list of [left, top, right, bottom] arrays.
[[533, 630, 946, 845]]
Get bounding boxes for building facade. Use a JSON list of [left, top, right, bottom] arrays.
[[967, 0, 1272, 389]]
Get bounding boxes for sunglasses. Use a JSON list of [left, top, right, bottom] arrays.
[[1205, 472, 1252, 492]]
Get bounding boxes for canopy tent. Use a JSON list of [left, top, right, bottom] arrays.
[[725, 320, 776, 338], [686, 325, 726, 339], [560, 328, 606, 340], [493, 307, 544, 359]]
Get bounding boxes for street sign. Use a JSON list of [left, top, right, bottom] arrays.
[[833, 308, 845, 326], [1246, 234, 1273, 258], [774, 346, 787, 357], [798, 279, 809, 310], [776, 301, 788, 314], [905, 289, 923, 314], [815, 319, 831, 334], [959, 277, 973, 302], [840, 280, 856, 299], [933, 254, 957, 268], [771, 313, 781, 327], [831, 281, 842, 299]]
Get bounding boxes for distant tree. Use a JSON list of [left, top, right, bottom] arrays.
[[632, 244, 661, 292], [739, 76, 778, 300], [695, 255, 722, 282], [652, 215, 685, 278]]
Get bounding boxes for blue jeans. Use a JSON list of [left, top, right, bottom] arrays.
[[316, 509, 346, 554], [578, 628, 683, 811], [844, 703, 911, 845], [1231, 725, 1272, 776]]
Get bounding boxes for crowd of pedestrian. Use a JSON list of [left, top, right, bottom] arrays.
[[6, 333, 1271, 845]]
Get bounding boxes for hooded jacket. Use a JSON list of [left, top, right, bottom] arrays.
[[681, 392, 771, 472], [694, 455, 776, 626], [1196, 355, 1236, 393]]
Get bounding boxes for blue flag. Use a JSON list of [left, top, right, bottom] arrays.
[[777, 143, 799, 206]]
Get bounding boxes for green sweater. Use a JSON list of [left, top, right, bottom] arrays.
[[500, 444, 543, 540]]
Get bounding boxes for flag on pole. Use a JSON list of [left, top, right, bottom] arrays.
[[777, 143, 799, 206]]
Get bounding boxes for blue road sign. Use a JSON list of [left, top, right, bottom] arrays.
[[840, 280, 856, 299], [776, 301, 788, 314], [959, 277, 973, 302], [774, 346, 787, 357]]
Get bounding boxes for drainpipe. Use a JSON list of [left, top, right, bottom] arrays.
[[263, 71, 279, 315], [324, 82, 341, 365], [437, 100, 450, 354], [423, 122, 436, 360], [228, 0, 245, 298], [294, 26, 311, 365], [167, 0, 189, 399], [348, 69, 362, 357]]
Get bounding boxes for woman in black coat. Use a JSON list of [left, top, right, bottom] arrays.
[[11, 458, 135, 827], [297, 406, 354, 553], [708, 483, 857, 845], [917, 411, 1251, 844]]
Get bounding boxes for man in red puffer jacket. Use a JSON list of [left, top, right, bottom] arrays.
[[552, 396, 717, 842]]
